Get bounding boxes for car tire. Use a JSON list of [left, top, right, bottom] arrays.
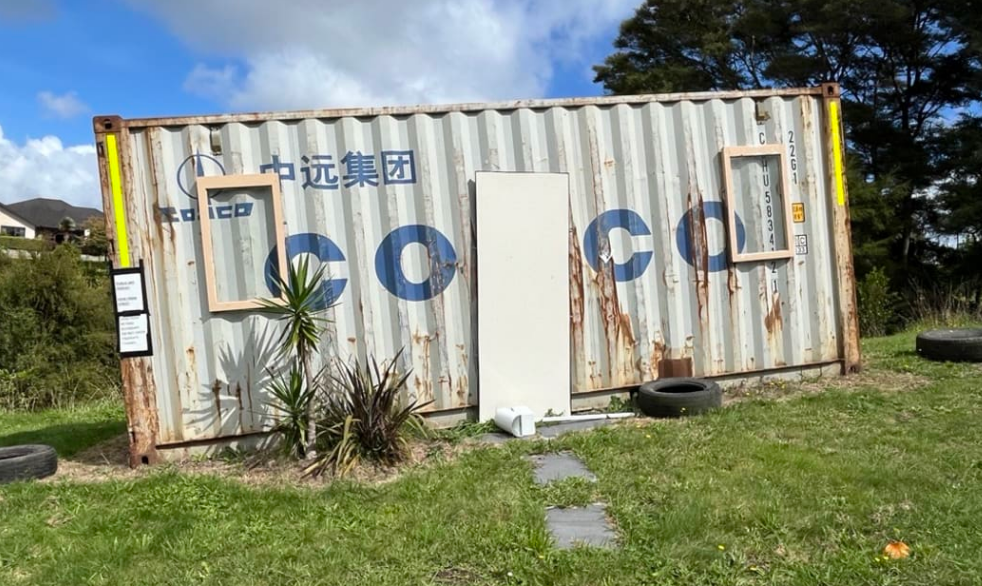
[[916, 329, 982, 362], [0, 445, 58, 484], [636, 378, 722, 418]]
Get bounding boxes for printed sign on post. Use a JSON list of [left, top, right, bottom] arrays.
[[118, 313, 151, 355], [113, 271, 146, 313], [111, 263, 153, 358]]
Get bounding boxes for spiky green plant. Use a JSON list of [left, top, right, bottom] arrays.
[[265, 365, 316, 458], [306, 349, 431, 478], [259, 256, 332, 459]]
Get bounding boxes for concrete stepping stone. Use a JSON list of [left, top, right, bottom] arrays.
[[527, 452, 596, 485], [545, 504, 617, 549]]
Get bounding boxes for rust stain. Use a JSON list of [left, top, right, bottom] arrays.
[[686, 189, 711, 339], [245, 366, 254, 432], [455, 343, 469, 407], [211, 379, 223, 429], [184, 346, 197, 406], [411, 328, 434, 407], [764, 294, 783, 334], [454, 374, 468, 407], [569, 223, 586, 392], [648, 338, 666, 380], [121, 358, 162, 466], [585, 113, 636, 389]]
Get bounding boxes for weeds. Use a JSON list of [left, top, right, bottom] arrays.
[[906, 280, 982, 328]]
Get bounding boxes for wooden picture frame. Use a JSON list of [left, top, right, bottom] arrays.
[[721, 144, 794, 263], [196, 173, 287, 312]]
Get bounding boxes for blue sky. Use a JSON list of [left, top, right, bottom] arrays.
[[0, 0, 635, 208]]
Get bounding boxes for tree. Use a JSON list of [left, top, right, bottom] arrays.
[[934, 114, 982, 303], [81, 216, 109, 257], [58, 217, 76, 233], [595, 0, 982, 281]]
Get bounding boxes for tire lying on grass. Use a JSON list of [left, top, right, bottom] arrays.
[[915, 329, 982, 363], [636, 378, 723, 418], [0, 445, 58, 484]]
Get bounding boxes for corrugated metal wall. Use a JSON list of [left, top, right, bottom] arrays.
[[119, 92, 842, 445]]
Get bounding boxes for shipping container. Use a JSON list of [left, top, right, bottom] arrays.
[[94, 84, 859, 465]]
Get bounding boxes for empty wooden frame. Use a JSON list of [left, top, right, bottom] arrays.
[[721, 144, 794, 263], [197, 173, 287, 312]]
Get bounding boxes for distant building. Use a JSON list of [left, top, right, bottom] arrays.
[[0, 198, 103, 243], [0, 202, 36, 239]]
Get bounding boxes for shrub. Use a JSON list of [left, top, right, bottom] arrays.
[[0, 235, 54, 253], [857, 267, 902, 337], [266, 365, 316, 459], [907, 280, 982, 328], [0, 246, 118, 410], [308, 350, 430, 478], [260, 257, 331, 458]]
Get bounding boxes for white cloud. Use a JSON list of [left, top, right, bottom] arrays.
[[0, 124, 100, 209], [37, 91, 89, 119], [128, 0, 636, 111]]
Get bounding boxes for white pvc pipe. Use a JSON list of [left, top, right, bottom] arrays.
[[538, 412, 634, 424]]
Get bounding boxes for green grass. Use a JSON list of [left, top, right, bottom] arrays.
[[2, 333, 982, 585], [0, 401, 125, 457]]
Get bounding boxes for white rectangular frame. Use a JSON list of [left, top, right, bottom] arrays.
[[721, 144, 795, 263], [475, 171, 571, 422], [197, 173, 287, 312]]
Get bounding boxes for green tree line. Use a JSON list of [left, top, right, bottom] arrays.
[[595, 0, 982, 332]]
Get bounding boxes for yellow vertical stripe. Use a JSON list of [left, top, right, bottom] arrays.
[[829, 100, 846, 206], [105, 133, 130, 267]]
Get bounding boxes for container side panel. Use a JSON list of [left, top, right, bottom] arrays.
[[123, 94, 844, 443]]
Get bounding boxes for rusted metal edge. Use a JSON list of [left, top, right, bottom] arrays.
[[570, 359, 845, 395], [94, 123, 162, 467], [96, 87, 827, 130], [154, 430, 273, 450], [820, 86, 862, 374]]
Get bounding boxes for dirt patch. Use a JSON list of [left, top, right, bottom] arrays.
[[723, 367, 930, 406], [47, 435, 462, 488]]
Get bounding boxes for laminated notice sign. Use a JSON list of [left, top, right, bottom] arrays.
[[111, 263, 153, 358], [113, 271, 146, 313], [118, 313, 151, 356]]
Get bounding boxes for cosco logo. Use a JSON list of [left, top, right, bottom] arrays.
[[261, 203, 748, 304]]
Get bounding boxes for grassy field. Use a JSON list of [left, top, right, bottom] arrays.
[[1, 331, 981, 585], [0, 401, 125, 457]]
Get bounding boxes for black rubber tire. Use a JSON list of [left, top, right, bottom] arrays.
[[916, 329, 982, 362], [636, 378, 722, 418], [0, 445, 58, 484]]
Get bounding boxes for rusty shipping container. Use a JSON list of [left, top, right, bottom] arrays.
[[94, 84, 859, 465]]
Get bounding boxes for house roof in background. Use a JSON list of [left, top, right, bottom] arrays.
[[3, 198, 103, 230], [0, 202, 37, 229]]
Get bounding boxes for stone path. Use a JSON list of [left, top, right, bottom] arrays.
[[528, 452, 597, 485], [526, 451, 617, 550], [545, 504, 617, 549]]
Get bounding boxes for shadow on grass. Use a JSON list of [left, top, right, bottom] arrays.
[[0, 420, 126, 458]]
